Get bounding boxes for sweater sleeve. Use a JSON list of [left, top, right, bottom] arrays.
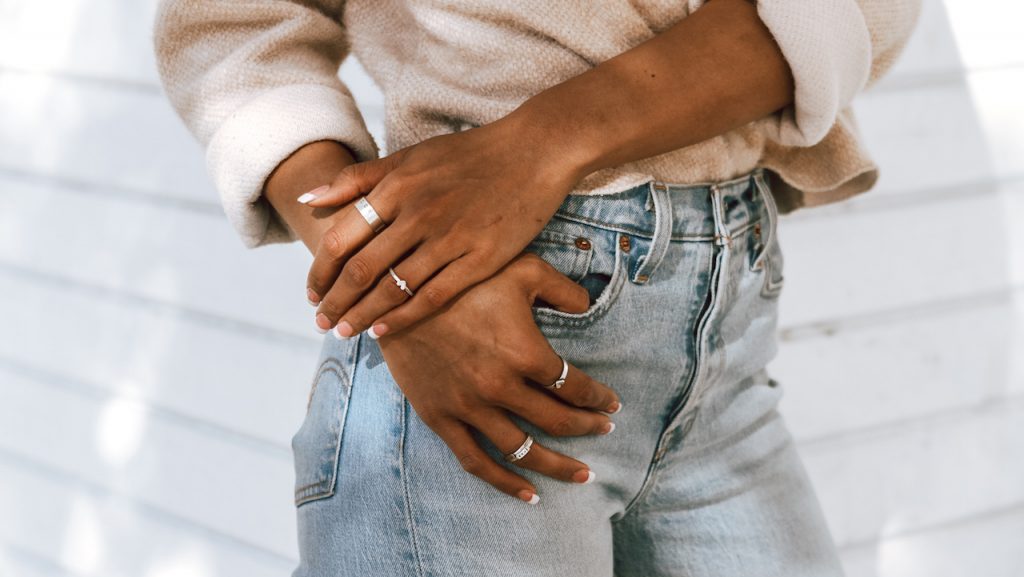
[[153, 0, 379, 248], [755, 0, 922, 147]]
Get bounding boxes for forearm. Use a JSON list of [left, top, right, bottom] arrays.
[[264, 140, 358, 253], [504, 0, 794, 179]]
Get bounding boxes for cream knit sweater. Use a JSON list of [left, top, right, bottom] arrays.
[[153, 0, 920, 248]]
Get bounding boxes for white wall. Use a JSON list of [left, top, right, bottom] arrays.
[[0, 1, 1021, 575]]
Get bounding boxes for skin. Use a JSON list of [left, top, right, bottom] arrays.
[[265, 0, 793, 503]]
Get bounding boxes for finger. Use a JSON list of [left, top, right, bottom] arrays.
[[315, 224, 419, 336], [523, 353, 621, 415], [337, 242, 456, 337], [528, 257, 590, 313], [468, 409, 595, 485], [492, 382, 615, 438], [432, 419, 540, 504], [372, 252, 495, 334], [301, 151, 406, 207], [307, 208, 376, 306]]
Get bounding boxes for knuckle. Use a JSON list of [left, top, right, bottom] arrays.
[[342, 257, 374, 288], [421, 285, 448, 309], [511, 351, 546, 378], [550, 416, 577, 437], [458, 453, 486, 476], [474, 379, 506, 403], [571, 385, 600, 408], [321, 228, 348, 258]]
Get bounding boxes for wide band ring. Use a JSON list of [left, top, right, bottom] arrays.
[[504, 434, 534, 463], [389, 267, 415, 297], [545, 356, 569, 390], [355, 196, 386, 233]]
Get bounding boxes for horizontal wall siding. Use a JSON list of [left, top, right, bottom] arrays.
[[0, 1, 1021, 575]]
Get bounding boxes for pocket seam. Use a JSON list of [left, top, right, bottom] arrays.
[[533, 240, 626, 328], [292, 340, 359, 507]]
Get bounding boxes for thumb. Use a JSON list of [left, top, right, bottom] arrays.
[[530, 259, 590, 314], [300, 150, 406, 207]]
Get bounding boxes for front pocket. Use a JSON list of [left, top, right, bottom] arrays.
[[523, 215, 625, 327], [291, 340, 358, 507]]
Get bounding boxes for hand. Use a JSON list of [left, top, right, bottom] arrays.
[[376, 252, 622, 504], [302, 117, 587, 338]]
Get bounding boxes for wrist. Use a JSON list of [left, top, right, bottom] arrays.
[[496, 102, 602, 186], [265, 140, 358, 252]]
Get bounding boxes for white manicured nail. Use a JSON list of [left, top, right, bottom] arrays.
[[297, 184, 329, 204], [332, 325, 351, 340], [583, 471, 596, 484], [367, 326, 381, 340], [528, 493, 540, 505]]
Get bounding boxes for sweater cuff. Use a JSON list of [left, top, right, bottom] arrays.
[[756, 0, 872, 147], [205, 83, 379, 248]]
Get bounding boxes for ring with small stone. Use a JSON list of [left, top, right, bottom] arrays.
[[545, 356, 569, 390], [389, 267, 415, 297], [504, 434, 534, 463]]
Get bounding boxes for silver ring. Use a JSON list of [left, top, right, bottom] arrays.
[[504, 434, 534, 463], [389, 267, 415, 297], [354, 196, 386, 233], [545, 356, 569, 390]]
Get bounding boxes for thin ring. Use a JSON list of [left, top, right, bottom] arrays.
[[354, 196, 386, 233], [504, 434, 534, 463], [545, 356, 569, 390], [389, 267, 415, 297]]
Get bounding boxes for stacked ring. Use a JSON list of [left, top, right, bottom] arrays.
[[545, 357, 569, 390], [355, 196, 386, 233], [389, 267, 415, 297], [504, 434, 534, 463]]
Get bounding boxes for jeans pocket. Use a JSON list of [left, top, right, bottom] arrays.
[[291, 339, 358, 507], [525, 216, 625, 328], [750, 173, 785, 299]]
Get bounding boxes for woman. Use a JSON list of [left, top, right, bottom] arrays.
[[154, 1, 920, 575]]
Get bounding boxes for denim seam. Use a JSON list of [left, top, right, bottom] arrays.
[[293, 339, 358, 507], [553, 208, 759, 243], [399, 397, 426, 577], [617, 241, 722, 518]]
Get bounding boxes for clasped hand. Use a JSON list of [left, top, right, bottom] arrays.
[[302, 118, 583, 338]]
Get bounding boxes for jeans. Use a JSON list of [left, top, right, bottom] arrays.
[[289, 169, 844, 576]]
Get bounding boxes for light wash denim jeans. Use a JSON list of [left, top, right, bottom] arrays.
[[290, 169, 844, 576]]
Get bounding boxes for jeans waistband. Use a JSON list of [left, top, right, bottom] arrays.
[[553, 168, 770, 243]]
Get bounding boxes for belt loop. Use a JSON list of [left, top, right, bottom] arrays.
[[632, 180, 673, 284], [710, 183, 730, 247]]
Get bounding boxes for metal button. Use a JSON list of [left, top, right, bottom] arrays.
[[618, 235, 631, 252], [636, 274, 650, 283], [574, 237, 591, 250], [754, 222, 762, 238]]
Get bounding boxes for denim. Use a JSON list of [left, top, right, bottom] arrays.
[[289, 169, 844, 577]]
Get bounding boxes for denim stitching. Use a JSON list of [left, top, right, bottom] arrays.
[[400, 397, 426, 577]]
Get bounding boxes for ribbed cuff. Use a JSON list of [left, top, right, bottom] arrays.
[[206, 83, 379, 248], [756, 0, 872, 146]]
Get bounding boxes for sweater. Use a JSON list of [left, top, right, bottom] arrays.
[[153, 0, 921, 248]]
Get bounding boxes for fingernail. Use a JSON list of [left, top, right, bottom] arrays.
[[315, 313, 332, 332], [601, 422, 616, 435], [333, 321, 354, 339], [518, 490, 540, 505], [306, 288, 320, 306], [607, 401, 622, 414], [368, 323, 388, 340], [573, 470, 596, 484], [297, 184, 329, 204]]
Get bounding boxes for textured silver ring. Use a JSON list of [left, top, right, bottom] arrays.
[[504, 434, 534, 463], [355, 196, 386, 233], [389, 267, 415, 297], [545, 356, 569, 390]]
